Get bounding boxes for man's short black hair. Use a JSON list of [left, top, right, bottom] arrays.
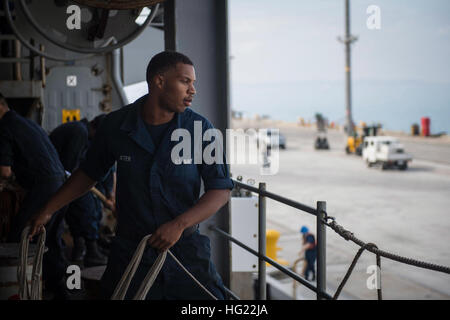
[[146, 51, 194, 86]]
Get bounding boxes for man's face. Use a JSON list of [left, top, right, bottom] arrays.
[[158, 63, 196, 113]]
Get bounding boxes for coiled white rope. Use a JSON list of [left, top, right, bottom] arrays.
[[18, 226, 46, 300], [111, 234, 218, 300]]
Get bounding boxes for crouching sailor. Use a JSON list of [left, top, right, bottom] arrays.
[[0, 92, 69, 299]]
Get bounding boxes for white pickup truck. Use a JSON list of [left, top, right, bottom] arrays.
[[362, 136, 413, 170]]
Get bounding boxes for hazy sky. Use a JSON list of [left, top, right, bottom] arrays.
[[229, 0, 450, 132]]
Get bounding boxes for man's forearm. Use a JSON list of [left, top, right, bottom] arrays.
[[174, 189, 231, 230], [41, 168, 97, 217], [29, 168, 98, 238], [111, 172, 117, 199]]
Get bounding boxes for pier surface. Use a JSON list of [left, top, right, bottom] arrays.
[[231, 119, 450, 299]]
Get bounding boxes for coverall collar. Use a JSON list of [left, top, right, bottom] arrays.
[[120, 94, 182, 155]]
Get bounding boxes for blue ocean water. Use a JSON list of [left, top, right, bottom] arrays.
[[231, 80, 450, 134]]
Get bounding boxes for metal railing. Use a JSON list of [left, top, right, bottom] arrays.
[[213, 179, 450, 300], [210, 179, 332, 300]]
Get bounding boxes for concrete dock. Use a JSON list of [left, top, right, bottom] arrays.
[[230, 120, 450, 300]]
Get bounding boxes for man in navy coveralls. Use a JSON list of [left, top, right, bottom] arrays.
[[29, 51, 234, 299], [0, 92, 68, 298]]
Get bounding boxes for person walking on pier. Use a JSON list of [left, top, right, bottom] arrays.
[[299, 226, 317, 281]]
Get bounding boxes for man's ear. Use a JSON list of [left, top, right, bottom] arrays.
[[154, 74, 164, 89]]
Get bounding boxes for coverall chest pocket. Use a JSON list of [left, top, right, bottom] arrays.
[[117, 153, 151, 181], [117, 158, 132, 176], [165, 162, 185, 179]]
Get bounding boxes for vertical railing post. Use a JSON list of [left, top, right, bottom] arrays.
[[316, 201, 327, 300], [258, 182, 267, 300]]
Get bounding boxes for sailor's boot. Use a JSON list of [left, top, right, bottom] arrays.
[[71, 236, 86, 262], [84, 239, 108, 267]]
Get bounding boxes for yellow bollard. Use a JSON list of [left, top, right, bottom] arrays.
[[266, 229, 289, 266]]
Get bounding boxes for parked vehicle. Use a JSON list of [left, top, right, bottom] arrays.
[[314, 114, 329, 150], [346, 125, 379, 156], [314, 132, 329, 150], [362, 136, 412, 170]]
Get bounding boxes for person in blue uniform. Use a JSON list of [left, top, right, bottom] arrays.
[[49, 115, 114, 266], [28, 51, 234, 300], [299, 226, 317, 281], [0, 92, 69, 298]]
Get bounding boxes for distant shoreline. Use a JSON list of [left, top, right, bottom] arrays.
[[231, 117, 450, 145]]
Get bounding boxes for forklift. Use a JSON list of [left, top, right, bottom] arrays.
[[314, 113, 330, 150], [345, 125, 379, 156]]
